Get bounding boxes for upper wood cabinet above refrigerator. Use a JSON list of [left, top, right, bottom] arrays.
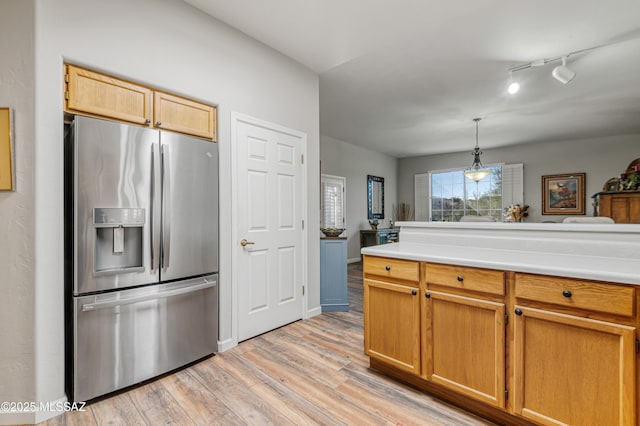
[[64, 64, 217, 141]]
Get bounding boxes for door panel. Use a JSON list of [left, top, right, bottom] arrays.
[[424, 290, 505, 407], [237, 118, 304, 341], [71, 116, 160, 294], [364, 278, 421, 375], [160, 132, 219, 281]]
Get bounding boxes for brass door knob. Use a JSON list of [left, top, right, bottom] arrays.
[[240, 239, 255, 247]]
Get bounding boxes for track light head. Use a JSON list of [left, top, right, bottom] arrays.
[[552, 56, 576, 84]]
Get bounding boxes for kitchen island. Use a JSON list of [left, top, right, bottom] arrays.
[[362, 221, 640, 426]]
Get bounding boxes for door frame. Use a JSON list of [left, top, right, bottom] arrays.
[[229, 111, 308, 349]]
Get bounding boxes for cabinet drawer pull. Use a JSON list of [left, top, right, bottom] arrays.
[[385, 265, 391, 271], [411, 289, 417, 296], [457, 275, 464, 282], [515, 308, 523, 316], [563, 290, 572, 298]]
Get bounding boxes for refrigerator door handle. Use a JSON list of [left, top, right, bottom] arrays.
[[150, 144, 157, 271], [81, 279, 216, 312], [161, 144, 171, 270]]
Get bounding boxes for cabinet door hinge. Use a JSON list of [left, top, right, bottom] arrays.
[[636, 339, 639, 354], [505, 389, 509, 400], [64, 74, 69, 83], [504, 313, 508, 325], [64, 90, 69, 100]]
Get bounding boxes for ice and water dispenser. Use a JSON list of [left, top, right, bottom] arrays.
[[93, 208, 145, 273]]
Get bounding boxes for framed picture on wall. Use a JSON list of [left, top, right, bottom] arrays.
[[541, 173, 586, 215], [0, 108, 15, 191]]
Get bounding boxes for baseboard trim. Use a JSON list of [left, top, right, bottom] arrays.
[[217, 338, 237, 353], [348, 257, 361, 264], [307, 306, 322, 318]]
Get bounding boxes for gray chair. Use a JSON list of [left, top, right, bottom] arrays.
[[562, 217, 615, 224], [460, 215, 496, 222]]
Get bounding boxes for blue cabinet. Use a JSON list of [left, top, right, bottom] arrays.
[[320, 238, 348, 312]]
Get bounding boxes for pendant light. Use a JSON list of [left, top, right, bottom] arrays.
[[463, 118, 490, 182]]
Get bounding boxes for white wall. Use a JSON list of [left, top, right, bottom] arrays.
[[0, 0, 319, 423], [397, 135, 640, 222], [320, 134, 398, 261], [0, 1, 36, 424]]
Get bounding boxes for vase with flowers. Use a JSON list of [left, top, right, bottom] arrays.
[[504, 204, 529, 222]]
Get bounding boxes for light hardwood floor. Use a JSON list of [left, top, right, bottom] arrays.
[[43, 263, 493, 426]]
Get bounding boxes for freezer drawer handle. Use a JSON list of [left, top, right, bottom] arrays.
[[81, 279, 216, 312]]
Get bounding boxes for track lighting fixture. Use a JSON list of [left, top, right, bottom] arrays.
[[552, 56, 576, 84], [507, 44, 601, 92], [464, 118, 490, 182]]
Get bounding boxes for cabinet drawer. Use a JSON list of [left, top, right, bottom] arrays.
[[426, 263, 505, 296], [363, 256, 419, 283], [515, 273, 635, 317]]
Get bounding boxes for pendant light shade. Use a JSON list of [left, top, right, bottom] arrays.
[[464, 118, 490, 182]]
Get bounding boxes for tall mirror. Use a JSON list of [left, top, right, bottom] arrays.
[[367, 175, 384, 219]]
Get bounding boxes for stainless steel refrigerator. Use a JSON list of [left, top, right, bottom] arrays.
[[64, 116, 219, 402]]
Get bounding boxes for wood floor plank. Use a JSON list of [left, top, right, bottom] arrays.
[[89, 392, 145, 425], [241, 347, 388, 425], [157, 368, 240, 424], [42, 406, 97, 426], [127, 379, 191, 425], [190, 357, 297, 425]]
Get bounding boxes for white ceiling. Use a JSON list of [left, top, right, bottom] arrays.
[[185, 0, 640, 158]]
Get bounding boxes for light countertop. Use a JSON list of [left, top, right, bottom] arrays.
[[361, 222, 640, 285]]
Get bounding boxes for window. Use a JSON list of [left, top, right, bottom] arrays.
[[415, 164, 523, 222], [321, 174, 345, 228]]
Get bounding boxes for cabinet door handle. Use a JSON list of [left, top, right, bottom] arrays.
[[562, 290, 572, 298], [411, 289, 417, 296], [457, 275, 464, 282], [385, 265, 391, 271], [156, 121, 162, 126], [425, 292, 431, 299], [145, 118, 151, 124], [515, 308, 523, 316]]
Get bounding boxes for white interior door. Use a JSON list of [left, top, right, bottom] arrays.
[[235, 116, 305, 341]]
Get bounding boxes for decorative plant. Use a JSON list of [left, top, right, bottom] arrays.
[[504, 204, 529, 222], [620, 173, 639, 191], [393, 203, 414, 222]]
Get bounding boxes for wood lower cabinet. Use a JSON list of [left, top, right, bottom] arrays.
[[424, 290, 506, 407], [363, 255, 420, 375], [513, 272, 637, 425], [65, 64, 217, 140], [364, 278, 420, 374], [423, 263, 506, 408], [364, 256, 639, 426], [598, 191, 640, 223], [513, 306, 636, 425]]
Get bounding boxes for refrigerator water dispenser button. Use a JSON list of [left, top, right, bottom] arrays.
[[113, 226, 124, 253]]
